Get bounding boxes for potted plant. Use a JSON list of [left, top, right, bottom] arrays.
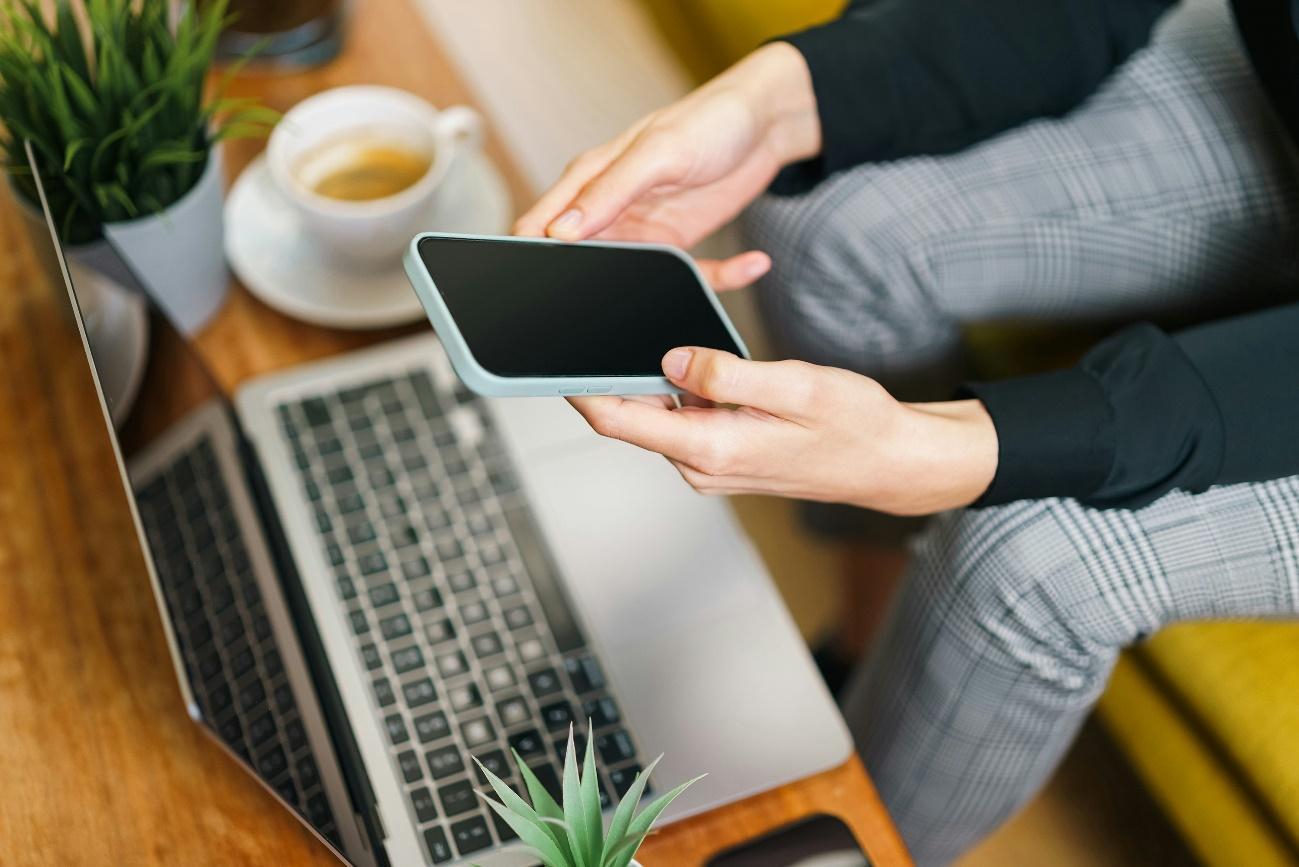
[[0, 0, 274, 332], [474, 725, 703, 867]]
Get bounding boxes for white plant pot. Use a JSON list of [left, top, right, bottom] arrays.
[[103, 146, 229, 334]]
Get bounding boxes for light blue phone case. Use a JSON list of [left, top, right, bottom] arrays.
[[402, 232, 751, 398]]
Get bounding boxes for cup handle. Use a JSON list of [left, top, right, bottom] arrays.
[[433, 105, 484, 156]]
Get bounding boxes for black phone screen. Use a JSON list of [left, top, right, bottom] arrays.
[[415, 236, 744, 378]]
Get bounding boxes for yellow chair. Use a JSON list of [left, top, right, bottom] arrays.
[[637, 3, 1299, 865]]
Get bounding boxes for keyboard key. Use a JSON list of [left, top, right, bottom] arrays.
[[209, 683, 233, 714], [449, 682, 482, 712], [373, 678, 396, 708], [471, 632, 504, 659], [379, 613, 412, 641], [508, 729, 546, 759], [597, 730, 636, 766], [424, 826, 454, 863], [451, 815, 492, 855], [401, 557, 430, 580], [527, 762, 563, 802], [285, 719, 308, 752], [608, 764, 645, 798], [337, 492, 365, 514], [491, 574, 520, 597], [295, 755, 318, 787], [436, 538, 464, 561], [336, 577, 357, 601], [247, 712, 277, 746], [392, 645, 425, 674], [410, 786, 439, 823], [540, 700, 575, 733], [369, 583, 400, 608], [385, 714, 410, 746], [447, 567, 475, 594], [424, 618, 455, 645], [314, 509, 332, 534], [503, 606, 533, 630], [256, 745, 288, 779], [413, 587, 443, 612], [459, 601, 489, 625], [436, 651, 468, 678], [300, 397, 331, 428], [461, 716, 496, 748], [397, 749, 423, 783], [497, 696, 530, 728], [358, 551, 388, 576], [518, 638, 546, 663], [348, 521, 376, 548], [402, 678, 437, 708], [484, 664, 516, 692], [490, 806, 520, 842], [438, 780, 478, 817], [566, 656, 606, 694], [349, 611, 370, 636], [584, 697, 620, 729], [414, 711, 451, 743], [274, 683, 295, 713], [235, 680, 263, 714], [527, 668, 562, 698], [360, 643, 383, 670], [426, 743, 466, 780], [474, 749, 510, 783]]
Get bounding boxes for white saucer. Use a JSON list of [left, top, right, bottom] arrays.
[[225, 150, 512, 330], [72, 260, 150, 428]]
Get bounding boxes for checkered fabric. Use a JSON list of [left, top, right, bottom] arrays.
[[842, 478, 1299, 864], [732, 0, 1299, 861], [740, 0, 1299, 542]]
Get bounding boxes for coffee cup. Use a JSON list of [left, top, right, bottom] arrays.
[[266, 85, 482, 263]]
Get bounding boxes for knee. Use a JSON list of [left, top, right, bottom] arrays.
[[911, 504, 1126, 695], [738, 165, 954, 367]]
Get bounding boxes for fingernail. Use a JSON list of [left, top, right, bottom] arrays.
[[663, 348, 693, 380], [743, 257, 770, 279], [549, 208, 583, 237]]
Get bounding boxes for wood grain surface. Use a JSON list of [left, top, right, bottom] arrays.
[[0, 1, 910, 864]]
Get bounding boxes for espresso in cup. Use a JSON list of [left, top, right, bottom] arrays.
[[267, 86, 483, 263], [297, 138, 435, 202]]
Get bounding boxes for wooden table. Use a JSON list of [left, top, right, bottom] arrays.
[[0, 2, 910, 864]]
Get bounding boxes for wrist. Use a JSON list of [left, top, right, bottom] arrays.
[[890, 400, 999, 513], [728, 42, 822, 165]]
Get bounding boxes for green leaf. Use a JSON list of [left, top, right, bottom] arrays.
[[473, 756, 573, 867], [602, 754, 664, 865], [513, 749, 574, 863], [579, 727, 604, 863], [609, 774, 707, 867], [561, 727, 594, 867], [480, 796, 572, 867]]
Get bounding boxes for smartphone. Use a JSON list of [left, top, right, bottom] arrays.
[[705, 814, 871, 867], [402, 232, 749, 397]]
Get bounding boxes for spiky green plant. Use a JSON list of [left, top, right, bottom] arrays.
[[0, 0, 276, 244], [473, 724, 703, 867]]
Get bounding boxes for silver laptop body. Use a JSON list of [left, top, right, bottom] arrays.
[[28, 144, 852, 867]]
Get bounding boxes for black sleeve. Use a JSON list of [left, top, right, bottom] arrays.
[[774, 0, 1176, 190], [962, 304, 1299, 510]]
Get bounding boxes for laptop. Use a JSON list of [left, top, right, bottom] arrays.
[[24, 142, 851, 866]]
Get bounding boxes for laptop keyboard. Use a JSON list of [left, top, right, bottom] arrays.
[[276, 370, 647, 864], [135, 436, 340, 845]]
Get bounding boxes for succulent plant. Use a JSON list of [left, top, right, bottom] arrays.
[[474, 724, 703, 867]]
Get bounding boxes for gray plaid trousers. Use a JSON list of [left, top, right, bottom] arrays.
[[738, 0, 1299, 862]]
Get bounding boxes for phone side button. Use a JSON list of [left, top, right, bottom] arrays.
[[558, 387, 585, 395], [585, 386, 612, 394]]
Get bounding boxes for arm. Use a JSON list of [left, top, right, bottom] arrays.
[[965, 303, 1299, 509], [777, 0, 1177, 188], [567, 304, 1299, 516]]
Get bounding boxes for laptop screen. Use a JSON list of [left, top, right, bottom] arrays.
[[22, 144, 354, 856]]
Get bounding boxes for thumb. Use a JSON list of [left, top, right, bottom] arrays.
[[662, 347, 817, 419], [549, 138, 683, 241]]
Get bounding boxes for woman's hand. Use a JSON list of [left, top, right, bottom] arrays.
[[568, 348, 999, 516], [514, 42, 821, 292]]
